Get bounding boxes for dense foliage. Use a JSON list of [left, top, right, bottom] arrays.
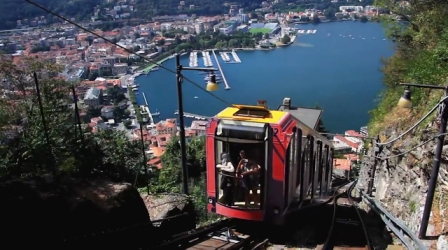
[[0, 0, 108, 30], [368, 0, 448, 135], [0, 55, 147, 186], [160, 30, 257, 53], [148, 135, 218, 222], [135, 0, 264, 17]]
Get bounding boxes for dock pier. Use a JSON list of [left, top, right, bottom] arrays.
[[212, 50, 230, 90], [174, 110, 210, 120], [142, 92, 154, 125]]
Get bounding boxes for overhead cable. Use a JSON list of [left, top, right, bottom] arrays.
[[376, 96, 448, 146], [24, 0, 232, 106], [376, 132, 448, 160]]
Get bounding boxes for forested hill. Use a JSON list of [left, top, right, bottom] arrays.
[[135, 0, 263, 15], [0, 0, 104, 30], [1, 0, 264, 30]]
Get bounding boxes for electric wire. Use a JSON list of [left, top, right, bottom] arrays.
[[24, 0, 232, 106], [321, 96, 448, 147], [376, 96, 448, 146], [375, 132, 448, 160]]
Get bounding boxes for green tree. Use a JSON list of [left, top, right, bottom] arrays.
[[153, 136, 206, 192], [369, 0, 448, 134], [124, 119, 132, 128], [314, 105, 330, 135], [281, 34, 291, 44], [0, 55, 144, 185]]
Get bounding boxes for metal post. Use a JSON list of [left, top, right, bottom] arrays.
[[176, 54, 189, 195], [33, 72, 55, 176], [139, 123, 150, 195], [419, 90, 448, 239], [368, 136, 381, 196], [71, 86, 84, 145]]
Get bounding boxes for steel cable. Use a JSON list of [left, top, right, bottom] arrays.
[[24, 0, 232, 106]]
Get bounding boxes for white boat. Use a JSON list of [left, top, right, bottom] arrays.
[[194, 96, 199, 99]]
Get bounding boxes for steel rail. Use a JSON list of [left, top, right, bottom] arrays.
[[358, 189, 427, 250], [348, 180, 372, 250], [51, 212, 192, 247], [149, 219, 233, 249], [322, 180, 371, 250]]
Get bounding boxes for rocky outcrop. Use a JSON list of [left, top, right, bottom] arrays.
[[0, 176, 155, 249], [357, 119, 448, 249], [142, 193, 197, 236]]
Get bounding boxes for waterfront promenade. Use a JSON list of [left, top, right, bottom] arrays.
[[142, 92, 154, 125], [211, 50, 231, 90], [174, 110, 210, 120]]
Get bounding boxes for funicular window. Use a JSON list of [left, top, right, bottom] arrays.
[[233, 108, 270, 118], [214, 120, 267, 210], [301, 135, 314, 200]]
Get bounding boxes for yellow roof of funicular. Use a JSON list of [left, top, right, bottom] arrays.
[[215, 104, 288, 124]]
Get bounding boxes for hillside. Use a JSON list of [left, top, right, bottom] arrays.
[[358, 0, 448, 247], [0, 0, 105, 30], [134, 0, 264, 17], [0, 0, 266, 30]]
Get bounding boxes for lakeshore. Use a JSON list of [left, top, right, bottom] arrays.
[[133, 22, 393, 133]]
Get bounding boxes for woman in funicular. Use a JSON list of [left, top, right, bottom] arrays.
[[236, 150, 261, 208], [216, 152, 235, 206]]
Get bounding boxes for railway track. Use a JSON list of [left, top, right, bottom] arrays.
[[150, 219, 269, 250], [320, 181, 372, 250]]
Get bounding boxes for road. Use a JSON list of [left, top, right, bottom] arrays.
[[115, 92, 140, 139]]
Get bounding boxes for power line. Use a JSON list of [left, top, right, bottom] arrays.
[[24, 0, 232, 106], [375, 132, 448, 160], [376, 96, 448, 146]]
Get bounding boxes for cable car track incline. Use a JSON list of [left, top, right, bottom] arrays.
[[149, 219, 269, 250], [322, 180, 372, 250]]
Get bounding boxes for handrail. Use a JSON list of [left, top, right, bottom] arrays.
[[357, 189, 427, 250]]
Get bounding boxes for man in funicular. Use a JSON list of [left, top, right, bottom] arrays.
[[216, 153, 235, 206], [236, 150, 261, 208]]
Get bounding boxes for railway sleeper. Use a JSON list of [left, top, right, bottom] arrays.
[[211, 227, 247, 243], [335, 218, 360, 226]]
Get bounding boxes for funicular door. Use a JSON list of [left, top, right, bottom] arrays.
[[214, 119, 269, 216]]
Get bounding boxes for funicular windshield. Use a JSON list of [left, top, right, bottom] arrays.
[[214, 119, 268, 210]]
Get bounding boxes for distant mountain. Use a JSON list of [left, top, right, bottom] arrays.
[[0, 0, 104, 30], [1, 0, 264, 30], [134, 0, 264, 17]]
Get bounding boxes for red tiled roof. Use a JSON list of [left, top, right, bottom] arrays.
[[334, 158, 351, 171], [148, 157, 161, 166], [345, 130, 365, 138], [334, 135, 359, 149], [150, 145, 165, 157], [344, 154, 359, 161]]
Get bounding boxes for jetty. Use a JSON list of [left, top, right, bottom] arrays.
[[189, 51, 198, 67], [231, 50, 241, 63], [201, 51, 213, 67], [142, 92, 154, 125], [212, 50, 230, 90], [174, 110, 210, 120]]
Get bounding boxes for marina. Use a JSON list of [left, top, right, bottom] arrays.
[[220, 52, 230, 62], [211, 50, 230, 90], [202, 51, 213, 67], [189, 51, 198, 67], [142, 92, 155, 125], [231, 50, 241, 63], [133, 22, 393, 133], [151, 109, 160, 117], [174, 110, 210, 120], [297, 29, 317, 34]]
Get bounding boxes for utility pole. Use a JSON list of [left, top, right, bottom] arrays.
[[419, 88, 448, 239], [367, 135, 381, 196]]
